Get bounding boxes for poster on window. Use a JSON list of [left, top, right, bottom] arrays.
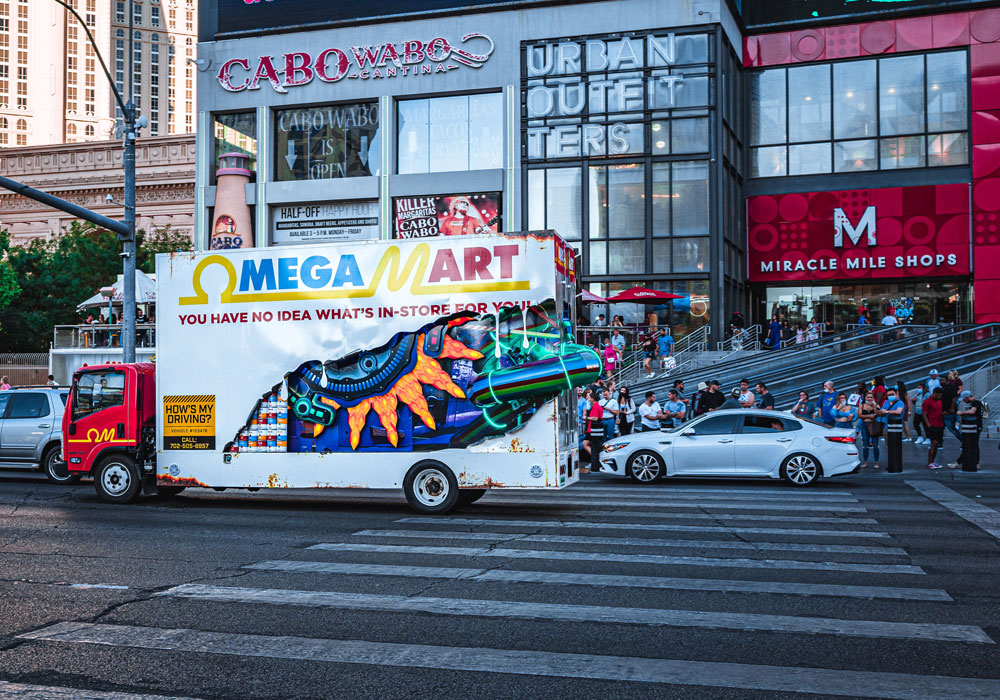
[[271, 202, 379, 245], [393, 193, 501, 239]]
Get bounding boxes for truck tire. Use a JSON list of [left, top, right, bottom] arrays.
[[457, 489, 487, 507], [42, 445, 80, 485], [403, 461, 459, 515], [94, 455, 141, 504]]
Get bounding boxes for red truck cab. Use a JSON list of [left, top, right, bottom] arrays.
[[60, 363, 160, 502]]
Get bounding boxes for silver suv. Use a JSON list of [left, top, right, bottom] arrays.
[[0, 387, 74, 484]]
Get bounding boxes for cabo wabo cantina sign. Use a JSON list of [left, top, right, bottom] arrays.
[[217, 33, 494, 93], [747, 184, 971, 282]]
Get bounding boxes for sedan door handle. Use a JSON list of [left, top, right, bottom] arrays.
[[717, 439, 733, 443], [776, 437, 793, 442], [38, 424, 51, 429]]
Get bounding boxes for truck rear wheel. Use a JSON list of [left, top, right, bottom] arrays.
[[403, 461, 459, 515], [94, 455, 141, 504]]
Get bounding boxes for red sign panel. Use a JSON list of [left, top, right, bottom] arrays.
[[747, 184, 970, 282]]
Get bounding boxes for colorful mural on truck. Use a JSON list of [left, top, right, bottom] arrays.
[[225, 300, 601, 456]]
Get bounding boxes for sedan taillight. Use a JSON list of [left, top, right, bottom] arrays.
[[825, 436, 856, 444]]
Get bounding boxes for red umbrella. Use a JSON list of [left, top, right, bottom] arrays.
[[607, 286, 685, 303], [578, 289, 608, 303]]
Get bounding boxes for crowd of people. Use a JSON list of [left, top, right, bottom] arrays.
[[577, 368, 986, 475]]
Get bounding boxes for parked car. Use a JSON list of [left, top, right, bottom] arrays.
[[0, 387, 75, 484], [598, 409, 859, 486]]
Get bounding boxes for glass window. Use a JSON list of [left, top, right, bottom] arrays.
[[750, 69, 786, 145], [589, 241, 607, 274], [609, 164, 644, 239], [672, 161, 708, 236], [213, 112, 257, 181], [833, 60, 876, 139], [880, 135, 924, 169], [788, 142, 831, 175], [879, 55, 924, 136], [834, 139, 877, 172], [788, 64, 831, 143], [928, 132, 968, 167], [609, 239, 645, 274], [742, 415, 785, 434], [528, 168, 582, 241], [751, 146, 786, 178], [690, 413, 739, 435], [7, 393, 49, 419], [652, 163, 670, 237], [673, 237, 708, 272], [397, 92, 502, 174], [72, 371, 125, 421], [926, 51, 967, 133], [0, 394, 9, 417], [652, 238, 671, 274], [671, 117, 709, 153], [275, 102, 380, 181]]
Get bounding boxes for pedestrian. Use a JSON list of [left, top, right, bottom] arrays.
[[941, 372, 961, 441], [720, 388, 743, 410], [672, 379, 690, 417], [847, 382, 866, 437], [872, 375, 887, 407], [0, 376, 9, 390], [880, 386, 905, 473], [910, 382, 927, 445], [692, 381, 708, 416], [794, 324, 805, 344], [755, 381, 774, 410], [738, 378, 755, 408], [831, 393, 856, 430], [765, 314, 782, 349], [602, 338, 618, 379], [815, 380, 837, 426], [791, 390, 815, 419], [663, 389, 687, 428], [598, 387, 619, 439], [578, 388, 593, 460], [594, 313, 607, 327], [956, 390, 983, 472], [700, 380, 725, 413], [926, 368, 941, 393], [896, 380, 912, 442], [616, 387, 636, 436], [610, 328, 626, 355], [658, 328, 675, 371], [637, 391, 664, 432], [731, 310, 746, 330], [46, 374, 56, 387], [585, 391, 605, 472], [922, 386, 946, 470], [641, 330, 659, 378], [859, 392, 882, 470]]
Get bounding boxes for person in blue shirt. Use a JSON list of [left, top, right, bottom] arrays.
[[663, 389, 686, 428], [657, 329, 674, 369], [815, 380, 837, 426], [766, 314, 782, 349], [791, 390, 815, 419], [879, 387, 906, 473], [577, 388, 591, 424]]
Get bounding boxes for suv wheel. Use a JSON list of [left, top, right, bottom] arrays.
[[42, 445, 80, 485]]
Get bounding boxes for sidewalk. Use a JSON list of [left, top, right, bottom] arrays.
[[851, 434, 1000, 481]]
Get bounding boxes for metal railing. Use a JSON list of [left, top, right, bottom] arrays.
[[53, 324, 156, 349], [965, 359, 1000, 404], [673, 324, 710, 354], [717, 325, 760, 353], [0, 353, 50, 386]]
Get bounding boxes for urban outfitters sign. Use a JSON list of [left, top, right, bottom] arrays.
[[746, 184, 971, 282]]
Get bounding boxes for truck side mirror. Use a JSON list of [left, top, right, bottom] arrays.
[[68, 423, 76, 435]]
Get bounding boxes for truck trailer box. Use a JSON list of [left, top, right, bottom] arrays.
[[133, 231, 597, 511]]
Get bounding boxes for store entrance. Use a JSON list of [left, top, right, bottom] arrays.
[[759, 280, 971, 333]]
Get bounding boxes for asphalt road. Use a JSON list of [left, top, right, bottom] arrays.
[[1, 462, 1000, 700]]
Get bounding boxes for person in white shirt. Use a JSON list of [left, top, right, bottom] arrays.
[[598, 388, 619, 439], [738, 378, 755, 408], [926, 369, 941, 393], [637, 391, 664, 432], [610, 329, 626, 354], [881, 313, 898, 327]]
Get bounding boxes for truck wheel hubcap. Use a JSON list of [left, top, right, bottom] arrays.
[[102, 464, 131, 495], [414, 468, 448, 506]]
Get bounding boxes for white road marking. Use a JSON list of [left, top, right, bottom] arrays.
[[906, 480, 1000, 541], [155, 584, 988, 643], [20, 621, 1000, 698], [565, 486, 857, 497], [0, 680, 201, 699], [554, 509, 880, 524], [352, 529, 908, 556], [244, 559, 953, 601], [309, 542, 923, 574], [468, 498, 870, 512], [68, 584, 130, 590], [490, 492, 861, 502], [394, 517, 890, 538]]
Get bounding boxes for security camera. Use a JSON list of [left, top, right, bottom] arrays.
[[105, 193, 114, 203]]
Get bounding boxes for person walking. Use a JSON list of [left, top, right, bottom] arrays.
[[766, 314, 782, 350], [956, 390, 983, 472], [791, 390, 815, 419], [658, 329, 675, 371], [616, 387, 636, 436], [942, 370, 963, 442], [859, 392, 881, 470], [637, 391, 665, 432], [816, 380, 837, 426], [922, 386, 946, 470], [910, 382, 927, 445], [881, 386, 906, 473], [641, 330, 659, 378]]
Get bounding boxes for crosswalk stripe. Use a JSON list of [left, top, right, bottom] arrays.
[[351, 529, 907, 556], [469, 498, 870, 512], [906, 480, 1000, 542], [565, 486, 858, 497], [550, 509, 880, 524], [0, 681, 202, 700], [20, 622, 1000, 699], [309, 542, 924, 574], [245, 560, 953, 601], [394, 517, 890, 538], [488, 492, 861, 503], [154, 584, 987, 643]]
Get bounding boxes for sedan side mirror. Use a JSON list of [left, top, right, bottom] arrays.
[[681, 428, 696, 436]]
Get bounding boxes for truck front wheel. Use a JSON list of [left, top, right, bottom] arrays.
[[403, 461, 459, 515], [94, 455, 141, 504]]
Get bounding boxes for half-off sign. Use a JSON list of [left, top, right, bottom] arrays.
[[272, 201, 380, 244]]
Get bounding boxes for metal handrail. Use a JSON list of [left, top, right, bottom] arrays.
[[717, 325, 760, 353], [674, 324, 710, 354], [53, 323, 156, 349]]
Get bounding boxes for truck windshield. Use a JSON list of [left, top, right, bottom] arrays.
[[72, 371, 126, 421]]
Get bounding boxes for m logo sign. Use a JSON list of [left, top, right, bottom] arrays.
[[833, 206, 876, 247]]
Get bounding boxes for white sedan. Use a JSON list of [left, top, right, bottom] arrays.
[[598, 409, 859, 486]]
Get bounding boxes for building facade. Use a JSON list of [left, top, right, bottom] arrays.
[[0, 134, 195, 243], [0, 0, 197, 148], [193, 0, 1000, 340]]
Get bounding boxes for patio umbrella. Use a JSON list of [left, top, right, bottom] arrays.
[[578, 289, 609, 303], [607, 286, 685, 303], [77, 270, 158, 310]]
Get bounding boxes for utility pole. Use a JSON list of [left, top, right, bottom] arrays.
[[122, 0, 137, 363]]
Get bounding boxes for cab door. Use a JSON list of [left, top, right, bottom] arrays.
[[0, 392, 52, 463], [65, 369, 130, 470]]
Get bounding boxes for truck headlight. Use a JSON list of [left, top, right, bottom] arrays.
[[603, 442, 629, 453]]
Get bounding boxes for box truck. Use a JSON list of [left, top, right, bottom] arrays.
[[59, 232, 600, 513]]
